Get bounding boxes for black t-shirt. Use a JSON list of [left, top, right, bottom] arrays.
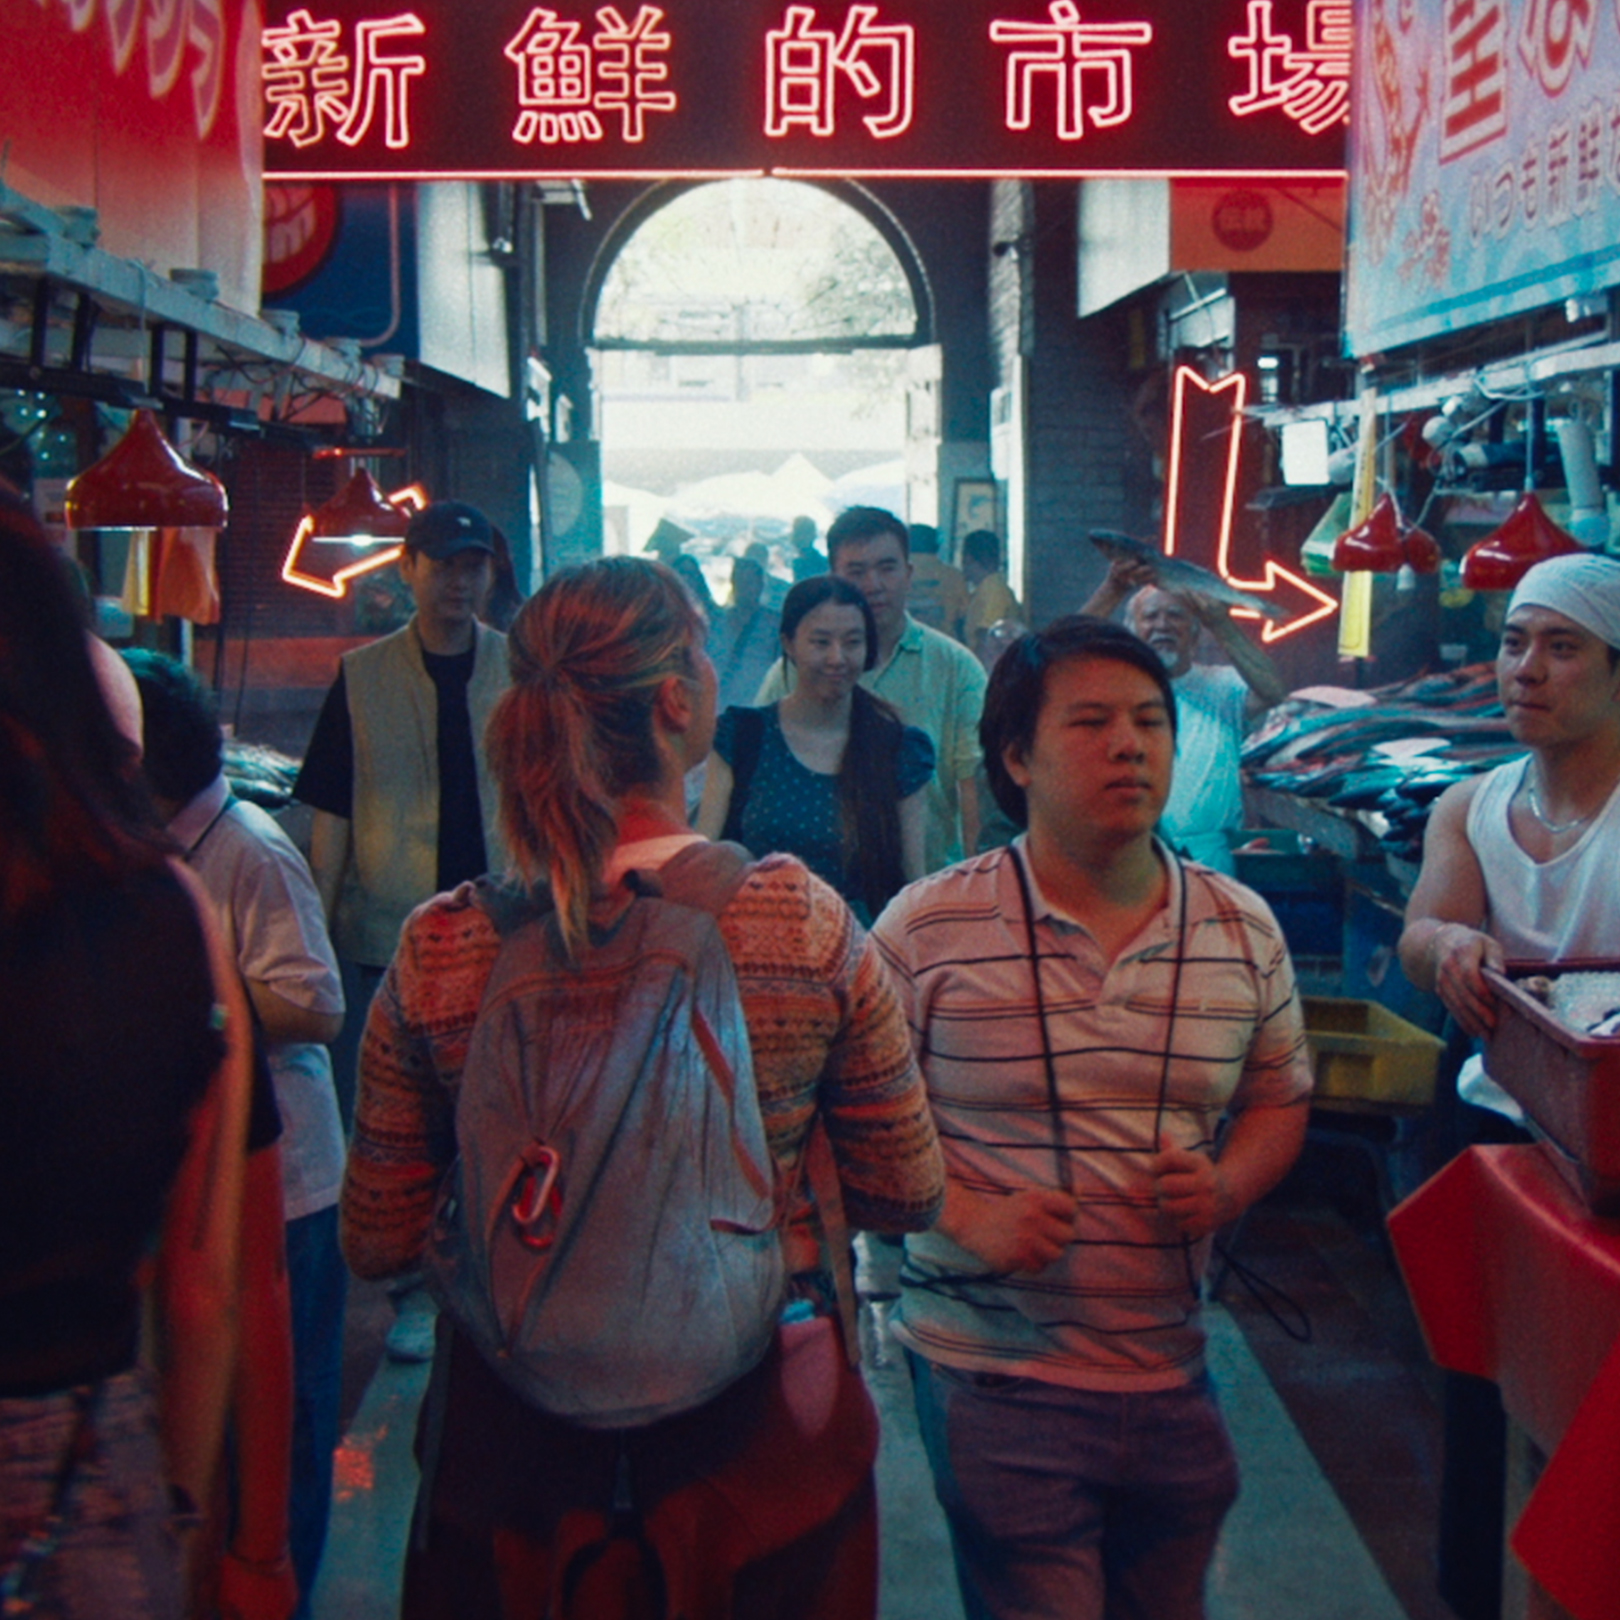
[[294, 642, 488, 892], [423, 645, 488, 890]]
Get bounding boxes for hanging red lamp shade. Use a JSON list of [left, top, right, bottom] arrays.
[[1460, 492, 1583, 592], [1402, 526, 1442, 575], [64, 410, 228, 529], [1331, 493, 1406, 572], [309, 467, 412, 542]]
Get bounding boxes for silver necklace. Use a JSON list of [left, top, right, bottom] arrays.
[[1525, 770, 1597, 837]]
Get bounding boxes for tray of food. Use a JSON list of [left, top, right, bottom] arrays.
[[1483, 961, 1620, 1214]]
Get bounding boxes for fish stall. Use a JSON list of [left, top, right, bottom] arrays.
[[1234, 662, 1520, 1014]]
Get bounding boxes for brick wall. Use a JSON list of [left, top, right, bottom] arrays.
[[990, 182, 1151, 626]]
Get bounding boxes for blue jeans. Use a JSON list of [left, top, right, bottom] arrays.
[[0, 1370, 182, 1620], [909, 1354, 1239, 1620], [286, 1204, 346, 1620]]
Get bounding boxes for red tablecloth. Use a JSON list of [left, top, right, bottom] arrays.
[[1389, 1145, 1620, 1620]]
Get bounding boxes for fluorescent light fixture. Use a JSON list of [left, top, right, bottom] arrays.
[[1280, 419, 1331, 486]]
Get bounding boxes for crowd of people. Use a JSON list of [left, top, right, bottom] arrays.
[[12, 472, 1617, 1620]]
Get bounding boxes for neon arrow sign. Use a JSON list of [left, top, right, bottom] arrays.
[[1162, 364, 1335, 642], [280, 480, 429, 598]]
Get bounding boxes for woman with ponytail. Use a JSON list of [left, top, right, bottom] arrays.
[[697, 574, 933, 924], [341, 555, 943, 1620]]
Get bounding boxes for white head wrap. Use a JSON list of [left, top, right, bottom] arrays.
[[1507, 554, 1620, 651]]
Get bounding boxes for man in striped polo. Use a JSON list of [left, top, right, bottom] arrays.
[[871, 615, 1312, 1620]]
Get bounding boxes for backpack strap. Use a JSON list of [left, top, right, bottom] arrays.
[[469, 873, 553, 939], [631, 842, 863, 1368], [718, 706, 767, 848], [626, 837, 754, 918]]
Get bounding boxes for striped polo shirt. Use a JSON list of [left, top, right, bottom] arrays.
[[871, 840, 1311, 1392]]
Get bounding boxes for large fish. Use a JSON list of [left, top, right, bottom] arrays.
[[1088, 529, 1288, 621]]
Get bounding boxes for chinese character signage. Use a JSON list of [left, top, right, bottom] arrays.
[[1346, 0, 1620, 356], [260, 0, 1348, 179]]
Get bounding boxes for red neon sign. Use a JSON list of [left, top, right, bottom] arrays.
[[1228, 0, 1350, 135], [263, 9, 427, 149], [503, 6, 677, 145], [1163, 365, 1336, 642], [990, 3, 1153, 140], [280, 481, 429, 599], [766, 5, 916, 139], [263, 0, 1349, 181]]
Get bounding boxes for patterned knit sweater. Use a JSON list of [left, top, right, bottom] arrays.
[[340, 851, 946, 1281]]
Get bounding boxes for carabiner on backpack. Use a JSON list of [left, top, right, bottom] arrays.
[[510, 1142, 563, 1251]]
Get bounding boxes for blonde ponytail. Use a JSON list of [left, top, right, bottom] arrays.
[[486, 556, 705, 957]]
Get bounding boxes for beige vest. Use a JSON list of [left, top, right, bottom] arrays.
[[336, 618, 509, 966]]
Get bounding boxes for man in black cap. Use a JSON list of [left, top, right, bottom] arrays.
[[296, 501, 510, 1358], [298, 503, 506, 1067]]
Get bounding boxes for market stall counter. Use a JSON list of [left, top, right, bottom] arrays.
[[1389, 1145, 1620, 1620]]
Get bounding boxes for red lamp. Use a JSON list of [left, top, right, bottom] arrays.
[[64, 410, 228, 529], [1402, 526, 1442, 574], [1331, 493, 1406, 572], [308, 467, 412, 542], [1460, 492, 1582, 592], [281, 470, 428, 599]]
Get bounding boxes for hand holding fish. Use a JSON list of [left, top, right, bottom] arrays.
[[1083, 553, 1160, 617], [1086, 530, 1287, 621]]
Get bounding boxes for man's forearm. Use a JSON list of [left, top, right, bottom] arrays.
[[1398, 917, 1450, 993], [1216, 1100, 1310, 1219]]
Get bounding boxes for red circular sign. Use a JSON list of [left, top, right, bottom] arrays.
[[1211, 188, 1274, 253], [263, 183, 341, 296]]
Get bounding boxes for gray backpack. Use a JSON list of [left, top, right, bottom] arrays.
[[425, 842, 786, 1429]]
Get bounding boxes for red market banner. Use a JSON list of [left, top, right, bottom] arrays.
[[1, 0, 264, 314], [1346, 0, 1620, 357], [260, 0, 1350, 180]]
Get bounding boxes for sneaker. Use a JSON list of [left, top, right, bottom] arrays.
[[385, 1302, 437, 1364]]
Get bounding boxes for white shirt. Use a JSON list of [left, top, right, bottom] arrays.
[[172, 776, 347, 1220], [1158, 664, 1251, 874], [1460, 756, 1620, 1119]]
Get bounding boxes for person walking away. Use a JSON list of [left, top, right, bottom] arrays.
[[0, 505, 252, 1619], [756, 506, 986, 870], [341, 555, 944, 1619], [872, 615, 1311, 1620], [697, 574, 933, 925]]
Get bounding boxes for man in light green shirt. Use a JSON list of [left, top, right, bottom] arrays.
[[756, 506, 987, 869]]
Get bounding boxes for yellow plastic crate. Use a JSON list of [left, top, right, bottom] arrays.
[[1302, 996, 1444, 1113]]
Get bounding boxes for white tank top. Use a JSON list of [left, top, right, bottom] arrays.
[[1466, 755, 1620, 961]]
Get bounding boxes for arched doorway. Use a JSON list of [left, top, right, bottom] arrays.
[[580, 179, 940, 588]]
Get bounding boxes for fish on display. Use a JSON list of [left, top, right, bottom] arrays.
[[1087, 530, 1287, 622]]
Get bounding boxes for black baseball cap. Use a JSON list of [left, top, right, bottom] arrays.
[[404, 501, 495, 560]]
